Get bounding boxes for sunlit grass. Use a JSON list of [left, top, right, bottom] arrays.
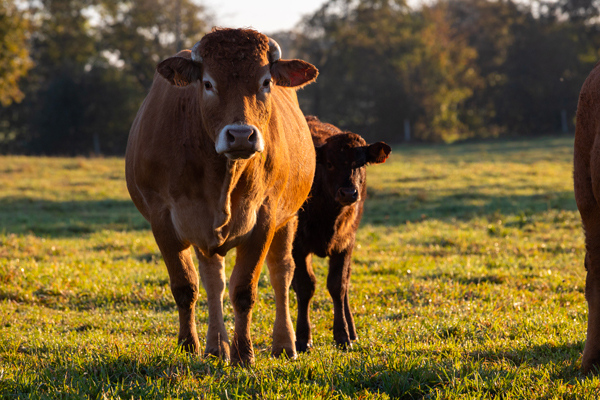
[[1, 135, 599, 398]]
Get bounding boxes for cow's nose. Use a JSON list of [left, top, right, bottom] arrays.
[[226, 127, 257, 146], [336, 187, 359, 205]]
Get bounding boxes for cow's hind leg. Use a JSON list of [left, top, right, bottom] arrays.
[[577, 137, 600, 373], [266, 217, 298, 359], [327, 249, 352, 348], [194, 248, 230, 360], [292, 248, 316, 352], [152, 211, 200, 353]]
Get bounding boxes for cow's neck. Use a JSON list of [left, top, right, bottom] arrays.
[[211, 160, 242, 246]]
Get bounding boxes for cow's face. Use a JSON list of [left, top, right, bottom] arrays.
[[316, 134, 391, 206], [156, 29, 318, 160]]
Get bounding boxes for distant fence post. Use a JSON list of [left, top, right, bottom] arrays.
[[404, 119, 410, 142], [561, 109, 568, 134]]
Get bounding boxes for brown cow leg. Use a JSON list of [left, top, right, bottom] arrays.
[[229, 206, 275, 365], [327, 250, 352, 348], [194, 248, 230, 360], [266, 218, 298, 359], [342, 260, 357, 342], [151, 212, 200, 353], [582, 219, 600, 373], [292, 249, 316, 352]]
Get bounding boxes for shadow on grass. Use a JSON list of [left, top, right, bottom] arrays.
[[0, 187, 577, 235], [468, 340, 584, 380], [364, 190, 577, 225], [0, 197, 149, 237]]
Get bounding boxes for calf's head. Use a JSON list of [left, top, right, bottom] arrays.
[[316, 133, 391, 206], [156, 28, 318, 160]]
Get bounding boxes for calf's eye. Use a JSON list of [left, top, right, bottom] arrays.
[[204, 81, 213, 90], [263, 79, 271, 88], [326, 162, 334, 170]]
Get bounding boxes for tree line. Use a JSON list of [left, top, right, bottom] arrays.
[[1, 0, 598, 154]]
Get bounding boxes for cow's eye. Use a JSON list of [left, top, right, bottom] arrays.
[[262, 79, 271, 90], [326, 162, 334, 170], [204, 81, 213, 90]]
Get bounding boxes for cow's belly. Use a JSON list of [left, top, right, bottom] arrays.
[[169, 197, 259, 256]]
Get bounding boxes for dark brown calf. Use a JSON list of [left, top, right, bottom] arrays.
[[574, 63, 600, 373], [292, 116, 391, 351]]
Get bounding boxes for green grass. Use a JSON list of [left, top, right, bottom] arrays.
[[1, 135, 599, 398]]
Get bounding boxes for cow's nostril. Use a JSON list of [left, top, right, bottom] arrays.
[[226, 131, 236, 143], [248, 130, 256, 144]]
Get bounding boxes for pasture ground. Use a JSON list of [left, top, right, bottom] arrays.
[[1, 135, 599, 398]]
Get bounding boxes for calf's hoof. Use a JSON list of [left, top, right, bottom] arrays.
[[295, 341, 312, 353], [335, 339, 353, 351]]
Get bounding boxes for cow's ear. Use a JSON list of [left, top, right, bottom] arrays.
[[366, 142, 391, 164], [271, 60, 318, 88], [315, 145, 326, 165], [157, 57, 202, 87]]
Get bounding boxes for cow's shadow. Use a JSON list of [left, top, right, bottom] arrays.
[[0, 197, 148, 237]]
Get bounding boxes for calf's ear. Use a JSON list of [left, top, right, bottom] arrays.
[[366, 142, 391, 164], [157, 57, 202, 87], [315, 145, 326, 165], [271, 60, 318, 88]]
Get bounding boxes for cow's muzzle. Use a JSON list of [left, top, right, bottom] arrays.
[[216, 124, 264, 160], [335, 187, 359, 205]]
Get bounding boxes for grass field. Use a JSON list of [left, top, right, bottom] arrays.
[[1, 135, 599, 398]]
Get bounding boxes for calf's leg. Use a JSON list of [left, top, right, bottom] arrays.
[[266, 217, 298, 358], [343, 262, 357, 342], [292, 248, 316, 352], [194, 248, 230, 360], [327, 249, 352, 348], [151, 211, 200, 353]]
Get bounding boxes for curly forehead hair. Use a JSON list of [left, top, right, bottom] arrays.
[[326, 133, 367, 149], [198, 28, 270, 65]]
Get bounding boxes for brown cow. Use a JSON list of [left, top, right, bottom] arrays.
[[292, 116, 391, 351], [574, 63, 600, 373], [125, 28, 318, 365]]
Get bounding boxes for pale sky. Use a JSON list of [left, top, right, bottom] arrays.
[[201, 0, 328, 34]]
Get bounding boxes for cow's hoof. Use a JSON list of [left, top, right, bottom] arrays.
[[272, 346, 297, 360], [204, 343, 230, 362], [582, 354, 600, 374], [295, 341, 312, 353], [178, 338, 200, 354]]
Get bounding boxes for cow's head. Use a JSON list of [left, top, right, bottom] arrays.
[[156, 28, 318, 160], [315, 133, 391, 206]]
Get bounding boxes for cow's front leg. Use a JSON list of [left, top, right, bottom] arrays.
[[194, 248, 230, 360], [266, 217, 298, 359], [152, 212, 199, 353], [327, 249, 353, 348], [229, 206, 275, 365]]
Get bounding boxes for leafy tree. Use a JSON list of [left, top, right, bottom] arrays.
[[0, 0, 33, 106], [294, 0, 481, 143]]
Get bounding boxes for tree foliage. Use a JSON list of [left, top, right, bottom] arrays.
[[0, 0, 33, 106]]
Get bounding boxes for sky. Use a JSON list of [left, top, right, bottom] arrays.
[[201, 0, 328, 34]]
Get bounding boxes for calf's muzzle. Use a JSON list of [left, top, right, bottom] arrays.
[[336, 187, 359, 205]]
